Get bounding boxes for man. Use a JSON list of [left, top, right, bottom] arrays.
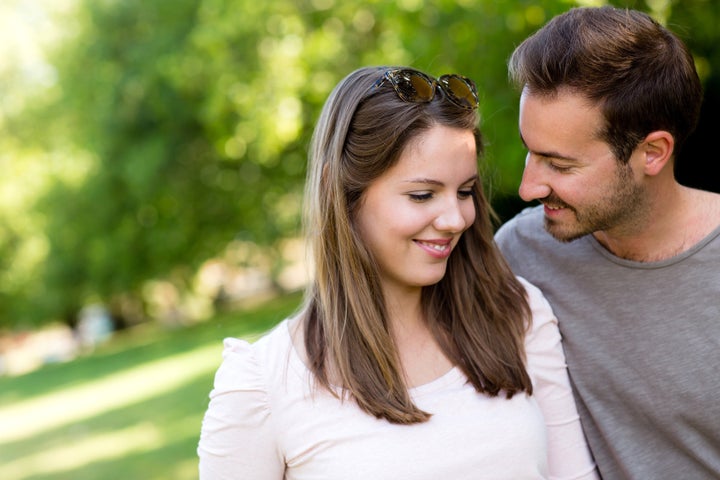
[[494, 6, 720, 480]]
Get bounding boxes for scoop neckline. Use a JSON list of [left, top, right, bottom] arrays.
[[282, 318, 462, 396]]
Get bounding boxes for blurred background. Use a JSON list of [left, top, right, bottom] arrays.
[[0, 0, 717, 478]]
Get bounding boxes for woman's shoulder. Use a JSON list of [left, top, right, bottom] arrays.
[[516, 276, 555, 322], [215, 319, 294, 390], [199, 321, 293, 476], [515, 276, 559, 347]]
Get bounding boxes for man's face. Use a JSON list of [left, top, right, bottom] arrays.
[[517, 88, 646, 242]]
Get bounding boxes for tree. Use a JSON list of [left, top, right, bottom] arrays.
[[1, 0, 717, 329]]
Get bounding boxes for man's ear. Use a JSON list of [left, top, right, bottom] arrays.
[[641, 130, 674, 176]]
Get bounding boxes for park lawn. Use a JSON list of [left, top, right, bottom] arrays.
[[0, 291, 303, 480]]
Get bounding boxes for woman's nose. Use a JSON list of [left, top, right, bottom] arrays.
[[434, 198, 471, 233]]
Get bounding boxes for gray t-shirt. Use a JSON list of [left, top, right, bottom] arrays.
[[495, 205, 720, 480]]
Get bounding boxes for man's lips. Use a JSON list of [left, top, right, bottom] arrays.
[[542, 202, 569, 217]]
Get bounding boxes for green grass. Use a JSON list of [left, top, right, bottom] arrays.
[[0, 292, 303, 480]]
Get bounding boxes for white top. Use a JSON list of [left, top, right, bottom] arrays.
[[198, 277, 598, 479]]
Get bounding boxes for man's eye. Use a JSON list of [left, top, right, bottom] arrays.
[[549, 163, 572, 173]]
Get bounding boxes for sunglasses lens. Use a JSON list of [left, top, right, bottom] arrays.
[[376, 69, 477, 110], [439, 75, 478, 110], [390, 70, 435, 103]]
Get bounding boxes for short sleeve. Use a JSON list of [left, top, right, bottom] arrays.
[[198, 338, 284, 479], [520, 277, 599, 480]]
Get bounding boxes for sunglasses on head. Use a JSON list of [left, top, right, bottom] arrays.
[[371, 68, 479, 110]]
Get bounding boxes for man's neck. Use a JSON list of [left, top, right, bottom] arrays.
[[592, 185, 720, 262]]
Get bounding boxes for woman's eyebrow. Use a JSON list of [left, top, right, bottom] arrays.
[[403, 175, 477, 186]]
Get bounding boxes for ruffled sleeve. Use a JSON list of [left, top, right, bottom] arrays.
[[198, 337, 283, 479], [520, 277, 599, 480]]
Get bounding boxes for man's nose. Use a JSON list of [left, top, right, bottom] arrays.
[[518, 154, 552, 202]]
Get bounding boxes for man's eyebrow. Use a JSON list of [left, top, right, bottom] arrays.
[[519, 132, 576, 162]]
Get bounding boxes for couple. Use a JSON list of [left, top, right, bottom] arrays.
[[198, 6, 720, 479]]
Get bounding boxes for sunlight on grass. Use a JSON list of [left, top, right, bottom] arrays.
[[0, 343, 222, 444], [0, 294, 293, 479], [171, 458, 203, 480], [0, 422, 163, 479]]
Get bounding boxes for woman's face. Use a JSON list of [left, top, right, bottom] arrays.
[[355, 124, 478, 298]]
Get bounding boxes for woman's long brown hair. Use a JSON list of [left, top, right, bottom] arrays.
[[302, 66, 531, 424]]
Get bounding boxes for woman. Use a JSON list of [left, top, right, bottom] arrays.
[[197, 66, 598, 479]]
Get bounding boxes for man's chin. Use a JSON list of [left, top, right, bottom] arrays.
[[544, 218, 587, 243]]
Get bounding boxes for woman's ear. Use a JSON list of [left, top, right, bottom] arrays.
[[641, 130, 674, 176]]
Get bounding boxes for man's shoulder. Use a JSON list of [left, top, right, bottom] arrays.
[[495, 204, 545, 246], [493, 204, 596, 278]]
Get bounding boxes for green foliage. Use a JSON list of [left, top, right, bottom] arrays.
[[0, 0, 718, 328]]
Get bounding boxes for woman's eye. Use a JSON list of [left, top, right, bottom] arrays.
[[408, 192, 433, 202], [458, 189, 474, 199]]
